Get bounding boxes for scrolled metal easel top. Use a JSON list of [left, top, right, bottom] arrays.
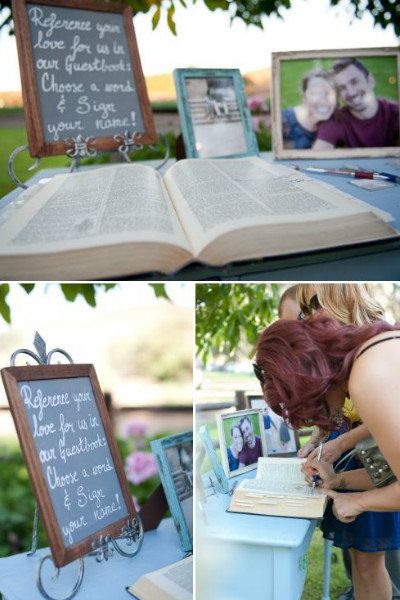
[[8, 132, 171, 190]]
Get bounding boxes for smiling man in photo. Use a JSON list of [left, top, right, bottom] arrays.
[[238, 416, 263, 466], [312, 57, 399, 149]]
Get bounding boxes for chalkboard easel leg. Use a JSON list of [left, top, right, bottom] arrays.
[[27, 502, 40, 557]]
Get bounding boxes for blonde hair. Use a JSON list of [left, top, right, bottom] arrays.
[[278, 285, 299, 318], [296, 284, 384, 325]]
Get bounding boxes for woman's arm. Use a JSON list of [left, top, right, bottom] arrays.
[[306, 423, 370, 464], [326, 482, 400, 523], [349, 338, 400, 483], [302, 460, 374, 490]]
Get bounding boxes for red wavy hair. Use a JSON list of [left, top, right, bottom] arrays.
[[255, 312, 398, 430]]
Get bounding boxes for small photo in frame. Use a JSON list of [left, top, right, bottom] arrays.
[[272, 47, 400, 159], [198, 425, 229, 494], [174, 68, 259, 159], [248, 395, 300, 457], [216, 409, 267, 478], [151, 431, 193, 552]]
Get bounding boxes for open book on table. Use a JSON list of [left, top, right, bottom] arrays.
[[0, 157, 396, 279], [228, 457, 328, 519], [126, 555, 192, 600]]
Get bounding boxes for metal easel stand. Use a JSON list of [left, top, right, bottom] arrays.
[[8, 131, 171, 190], [11, 332, 144, 600]]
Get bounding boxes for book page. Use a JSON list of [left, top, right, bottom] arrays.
[[240, 458, 324, 498], [164, 157, 392, 255], [0, 164, 191, 255], [129, 556, 192, 600]]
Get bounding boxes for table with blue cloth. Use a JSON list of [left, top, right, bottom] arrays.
[[1, 154, 400, 280], [0, 518, 185, 600], [197, 471, 318, 600]]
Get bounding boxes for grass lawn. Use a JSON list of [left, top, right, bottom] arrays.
[[0, 128, 69, 198], [280, 55, 398, 109]]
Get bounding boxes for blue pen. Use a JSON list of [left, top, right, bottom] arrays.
[[311, 442, 324, 494], [378, 172, 400, 184]]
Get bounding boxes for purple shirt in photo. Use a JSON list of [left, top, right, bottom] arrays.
[[238, 436, 263, 466], [316, 99, 399, 148]]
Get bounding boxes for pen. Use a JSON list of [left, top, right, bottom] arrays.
[[292, 165, 399, 183], [311, 442, 324, 494]]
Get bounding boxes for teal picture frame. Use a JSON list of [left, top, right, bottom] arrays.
[[151, 431, 193, 552], [174, 68, 259, 159], [198, 425, 229, 494]]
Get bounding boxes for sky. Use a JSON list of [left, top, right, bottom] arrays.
[[0, 0, 398, 91], [0, 282, 193, 334]]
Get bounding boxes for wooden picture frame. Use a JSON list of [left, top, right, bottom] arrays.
[[216, 409, 267, 478], [151, 431, 193, 552], [272, 47, 400, 159], [12, 0, 156, 157], [247, 395, 300, 458], [1, 363, 136, 567], [173, 68, 259, 159]]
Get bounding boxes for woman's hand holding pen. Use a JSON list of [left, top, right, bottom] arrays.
[[302, 459, 337, 489], [306, 437, 343, 465], [302, 460, 364, 523]]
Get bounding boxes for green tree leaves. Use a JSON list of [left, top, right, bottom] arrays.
[[195, 283, 280, 365], [1, 0, 399, 35]]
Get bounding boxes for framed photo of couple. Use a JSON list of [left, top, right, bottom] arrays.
[[272, 47, 400, 159], [217, 409, 267, 478]]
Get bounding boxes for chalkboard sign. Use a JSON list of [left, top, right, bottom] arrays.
[[1, 364, 136, 567], [12, 0, 156, 157]]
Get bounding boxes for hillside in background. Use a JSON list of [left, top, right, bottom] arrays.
[[0, 68, 271, 107]]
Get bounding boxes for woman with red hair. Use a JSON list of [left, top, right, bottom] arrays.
[[254, 313, 400, 600]]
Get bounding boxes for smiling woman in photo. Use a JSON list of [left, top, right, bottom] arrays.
[[282, 69, 337, 149]]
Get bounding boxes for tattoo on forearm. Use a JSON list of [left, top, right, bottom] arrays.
[[336, 478, 347, 490]]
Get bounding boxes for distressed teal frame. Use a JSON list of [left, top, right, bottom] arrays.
[[199, 425, 229, 494], [173, 68, 259, 159], [151, 431, 193, 552]]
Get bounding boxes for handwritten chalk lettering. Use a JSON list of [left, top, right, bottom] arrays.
[[42, 73, 84, 94], [95, 117, 130, 130], [76, 96, 90, 115], [33, 414, 56, 438], [67, 35, 92, 64], [29, 7, 92, 38], [33, 30, 65, 51], [57, 95, 66, 114], [65, 57, 130, 76], [82, 468, 89, 478], [89, 415, 99, 428], [59, 433, 107, 464], [93, 501, 119, 522], [47, 120, 84, 141], [78, 418, 88, 430], [77, 485, 106, 508], [64, 489, 71, 511], [47, 465, 79, 490], [92, 457, 113, 475], [36, 58, 60, 71], [39, 447, 56, 463], [104, 80, 135, 93], [62, 515, 88, 544], [96, 43, 110, 55], [59, 413, 75, 446], [73, 391, 91, 412], [20, 385, 69, 421], [90, 83, 100, 92], [113, 42, 125, 55], [96, 22, 121, 39]]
